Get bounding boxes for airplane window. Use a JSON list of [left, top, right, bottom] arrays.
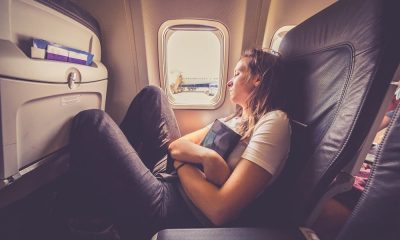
[[270, 25, 295, 52], [158, 20, 229, 109]]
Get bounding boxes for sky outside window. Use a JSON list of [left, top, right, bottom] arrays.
[[167, 31, 221, 85], [165, 30, 222, 105]]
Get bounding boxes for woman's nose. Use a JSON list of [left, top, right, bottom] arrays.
[[227, 79, 233, 87]]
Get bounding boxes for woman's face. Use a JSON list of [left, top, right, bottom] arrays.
[[227, 58, 259, 107]]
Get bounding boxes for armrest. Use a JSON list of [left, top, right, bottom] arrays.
[[152, 227, 311, 240]]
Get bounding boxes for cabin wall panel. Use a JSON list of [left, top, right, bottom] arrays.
[[129, 0, 270, 134], [71, 0, 139, 124], [242, 0, 271, 50], [131, 0, 246, 134], [263, 0, 336, 49], [73, 0, 271, 132]]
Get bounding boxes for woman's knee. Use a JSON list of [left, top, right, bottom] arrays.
[[126, 86, 168, 115], [74, 109, 107, 124], [142, 85, 163, 95], [137, 85, 166, 102], [71, 109, 110, 135]]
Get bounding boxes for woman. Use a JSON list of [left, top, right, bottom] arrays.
[[70, 48, 291, 239]]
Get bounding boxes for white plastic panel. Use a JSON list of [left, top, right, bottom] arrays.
[[0, 0, 107, 83], [0, 40, 107, 83], [18, 93, 102, 169], [0, 78, 107, 179], [10, 0, 101, 60], [0, 1, 11, 41]]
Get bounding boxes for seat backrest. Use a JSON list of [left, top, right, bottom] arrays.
[[248, 0, 400, 227], [336, 104, 400, 240]]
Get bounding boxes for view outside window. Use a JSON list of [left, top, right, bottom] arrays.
[[167, 31, 220, 105], [159, 20, 228, 109]]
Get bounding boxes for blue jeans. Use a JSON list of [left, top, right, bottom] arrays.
[[70, 86, 200, 239]]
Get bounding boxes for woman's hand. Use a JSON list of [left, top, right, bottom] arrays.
[[169, 137, 231, 186], [173, 159, 184, 169], [202, 150, 231, 186]]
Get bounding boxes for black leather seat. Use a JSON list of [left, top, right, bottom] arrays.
[[152, 0, 400, 238], [153, 104, 400, 240], [335, 105, 400, 240], [234, 0, 399, 227]]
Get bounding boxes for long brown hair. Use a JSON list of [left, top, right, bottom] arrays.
[[228, 48, 285, 139]]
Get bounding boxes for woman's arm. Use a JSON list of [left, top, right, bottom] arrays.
[[169, 125, 231, 186], [169, 137, 231, 186], [176, 111, 291, 226], [177, 159, 272, 226], [180, 126, 210, 144]]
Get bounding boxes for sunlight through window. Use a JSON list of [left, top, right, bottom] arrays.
[[159, 20, 228, 109]]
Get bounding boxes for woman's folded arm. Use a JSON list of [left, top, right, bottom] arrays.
[[169, 138, 231, 186], [177, 159, 272, 226], [169, 125, 231, 185]]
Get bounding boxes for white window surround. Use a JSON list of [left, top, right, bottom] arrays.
[[158, 19, 229, 109], [270, 25, 296, 53]]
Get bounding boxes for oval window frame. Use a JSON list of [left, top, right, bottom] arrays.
[[158, 19, 229, 109]]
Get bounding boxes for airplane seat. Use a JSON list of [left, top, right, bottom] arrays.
[[0, 0, 107, 208], [152, 91, 400, 240], [151, 0, 400, 239], [226, 0, 400, 229], [335, 104, 400, 240], [249, 0, 400, 227]]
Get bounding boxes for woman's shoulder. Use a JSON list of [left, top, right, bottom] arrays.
[[253, 110, 290, 133], [259, 110, 289, 123]]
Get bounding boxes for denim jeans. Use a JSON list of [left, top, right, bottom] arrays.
[[70, 86, 200, 239]]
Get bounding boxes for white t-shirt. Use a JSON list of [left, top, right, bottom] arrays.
[[179, 110, 291, 226], [222, 110, 291, 183]]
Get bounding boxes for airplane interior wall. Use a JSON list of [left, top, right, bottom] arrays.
[[72, 0, 336, 134], [262, 0, 337, 48], [71, 0, 140, 124], [133, 0, 272, 134], [72, 0, 271, 134]]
